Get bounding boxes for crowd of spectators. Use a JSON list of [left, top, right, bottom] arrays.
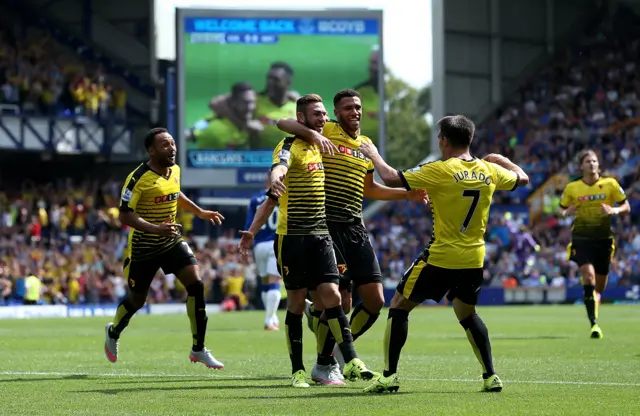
[[0, 8, 127, 120], [472, 5, 640, 205], [367, 200, 640, 292], [0, 177, 254, 308], [3, 5, 640, 308]]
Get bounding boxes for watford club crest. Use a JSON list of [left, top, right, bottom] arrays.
[[337, 264, 347, 275], [283, 266, 289, 276]]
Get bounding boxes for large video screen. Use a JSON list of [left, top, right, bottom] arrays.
[[176, 9, 384, 186]]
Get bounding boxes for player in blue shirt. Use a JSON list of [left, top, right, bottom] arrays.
[[246, 175, 281, 330]]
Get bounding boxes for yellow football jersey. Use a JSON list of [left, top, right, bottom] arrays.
[[560, 176, 627, 239], [271, 137, 328, 236], [400, 158, 518, 269]]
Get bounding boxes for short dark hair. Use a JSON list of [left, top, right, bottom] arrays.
[[270, 61, 294, 76], [578, 149, 598, 164], [437, 115, 475, 148], [144, 127, 168, 150], [296, 94, 323, 114], [231, 82, 253, 99], [333, 89, 360, 107]]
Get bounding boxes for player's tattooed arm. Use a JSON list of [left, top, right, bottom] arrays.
[[358, 141, 404, 188], [275, 118, 338, 155]]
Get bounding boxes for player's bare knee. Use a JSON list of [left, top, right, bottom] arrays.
[[580, 265, 596, 285], [177, 264, 201, 287], [359, 283, 384, 313], [286, 289, 307, 315], [595, 274, 608, 294], [452, 298, 476, 321], [316, 282, 341, 309]]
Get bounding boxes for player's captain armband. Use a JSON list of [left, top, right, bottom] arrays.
[[122, 188, 133, 202], [278, 149, 291, 163]]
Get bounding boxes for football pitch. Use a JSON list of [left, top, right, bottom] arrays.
[[1, 305, 639, 415]]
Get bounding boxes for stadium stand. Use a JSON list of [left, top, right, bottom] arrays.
[[0, 7, 128, 120], [370, 5, 640, 291], [2, 3, 640, 311]]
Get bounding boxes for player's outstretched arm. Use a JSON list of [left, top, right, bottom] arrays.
[[363, 173, 429, 203], [358, 141, 404, 187], [275, 118, 338, 155], [178, 192, 224, 225]]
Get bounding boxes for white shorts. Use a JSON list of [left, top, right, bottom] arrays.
[[254, 240, 280, 278]]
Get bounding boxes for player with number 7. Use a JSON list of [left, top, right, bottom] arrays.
[[357, 115, 529, 394]]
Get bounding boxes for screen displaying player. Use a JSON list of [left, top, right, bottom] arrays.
[[177, 10, 383, 175]]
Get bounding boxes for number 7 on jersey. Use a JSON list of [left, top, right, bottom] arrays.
[[460, 189, 480, 233]]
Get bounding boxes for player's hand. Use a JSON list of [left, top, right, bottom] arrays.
[[358, 141, 379, 159], [483, 153, 507, 164], [407, 189, 429, 205], [156, 216, 182, 237], [311, 131, 339, 155], [271, 174, 287, 198], [238, 230, 254, 259], [600, 203, 617, 216], [198, 210, 225, 226], [561, 205, 576, 217]]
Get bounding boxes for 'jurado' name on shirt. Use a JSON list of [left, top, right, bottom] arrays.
[[452, 170, 493, 186]]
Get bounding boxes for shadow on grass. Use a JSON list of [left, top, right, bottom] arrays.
[[0, 374, 90, 383]]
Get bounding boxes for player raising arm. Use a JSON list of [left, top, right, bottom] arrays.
[[104, 127, 225, 369], [559, 149, 630, 339], [276, 89, 427, 386], [239, 94, 377, 388], [358, 115, 528, 394]]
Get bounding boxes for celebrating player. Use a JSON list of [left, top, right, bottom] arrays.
[[239, 94, 377, 388], [245, 174, 282, 330], [276, 89, 427, 385], [104, 127, 225, 369], [188, 82, 260, 149], [358, 115, 529, 393], [209, 62, 298, 149], [559, 149, 630, 339]]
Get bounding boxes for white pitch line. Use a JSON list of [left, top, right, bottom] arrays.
[[1, 371, 639, 387]]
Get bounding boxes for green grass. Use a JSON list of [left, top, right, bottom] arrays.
[[1, 305, 639, 415]]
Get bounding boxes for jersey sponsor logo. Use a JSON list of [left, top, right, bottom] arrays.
[[577, 194, 605, 201], [154, 192, 180, 204], [337, 145, 369, 161], [452, 170, 492, 186], [122, 189, 133, 202], [307, 162, 324, 172]]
